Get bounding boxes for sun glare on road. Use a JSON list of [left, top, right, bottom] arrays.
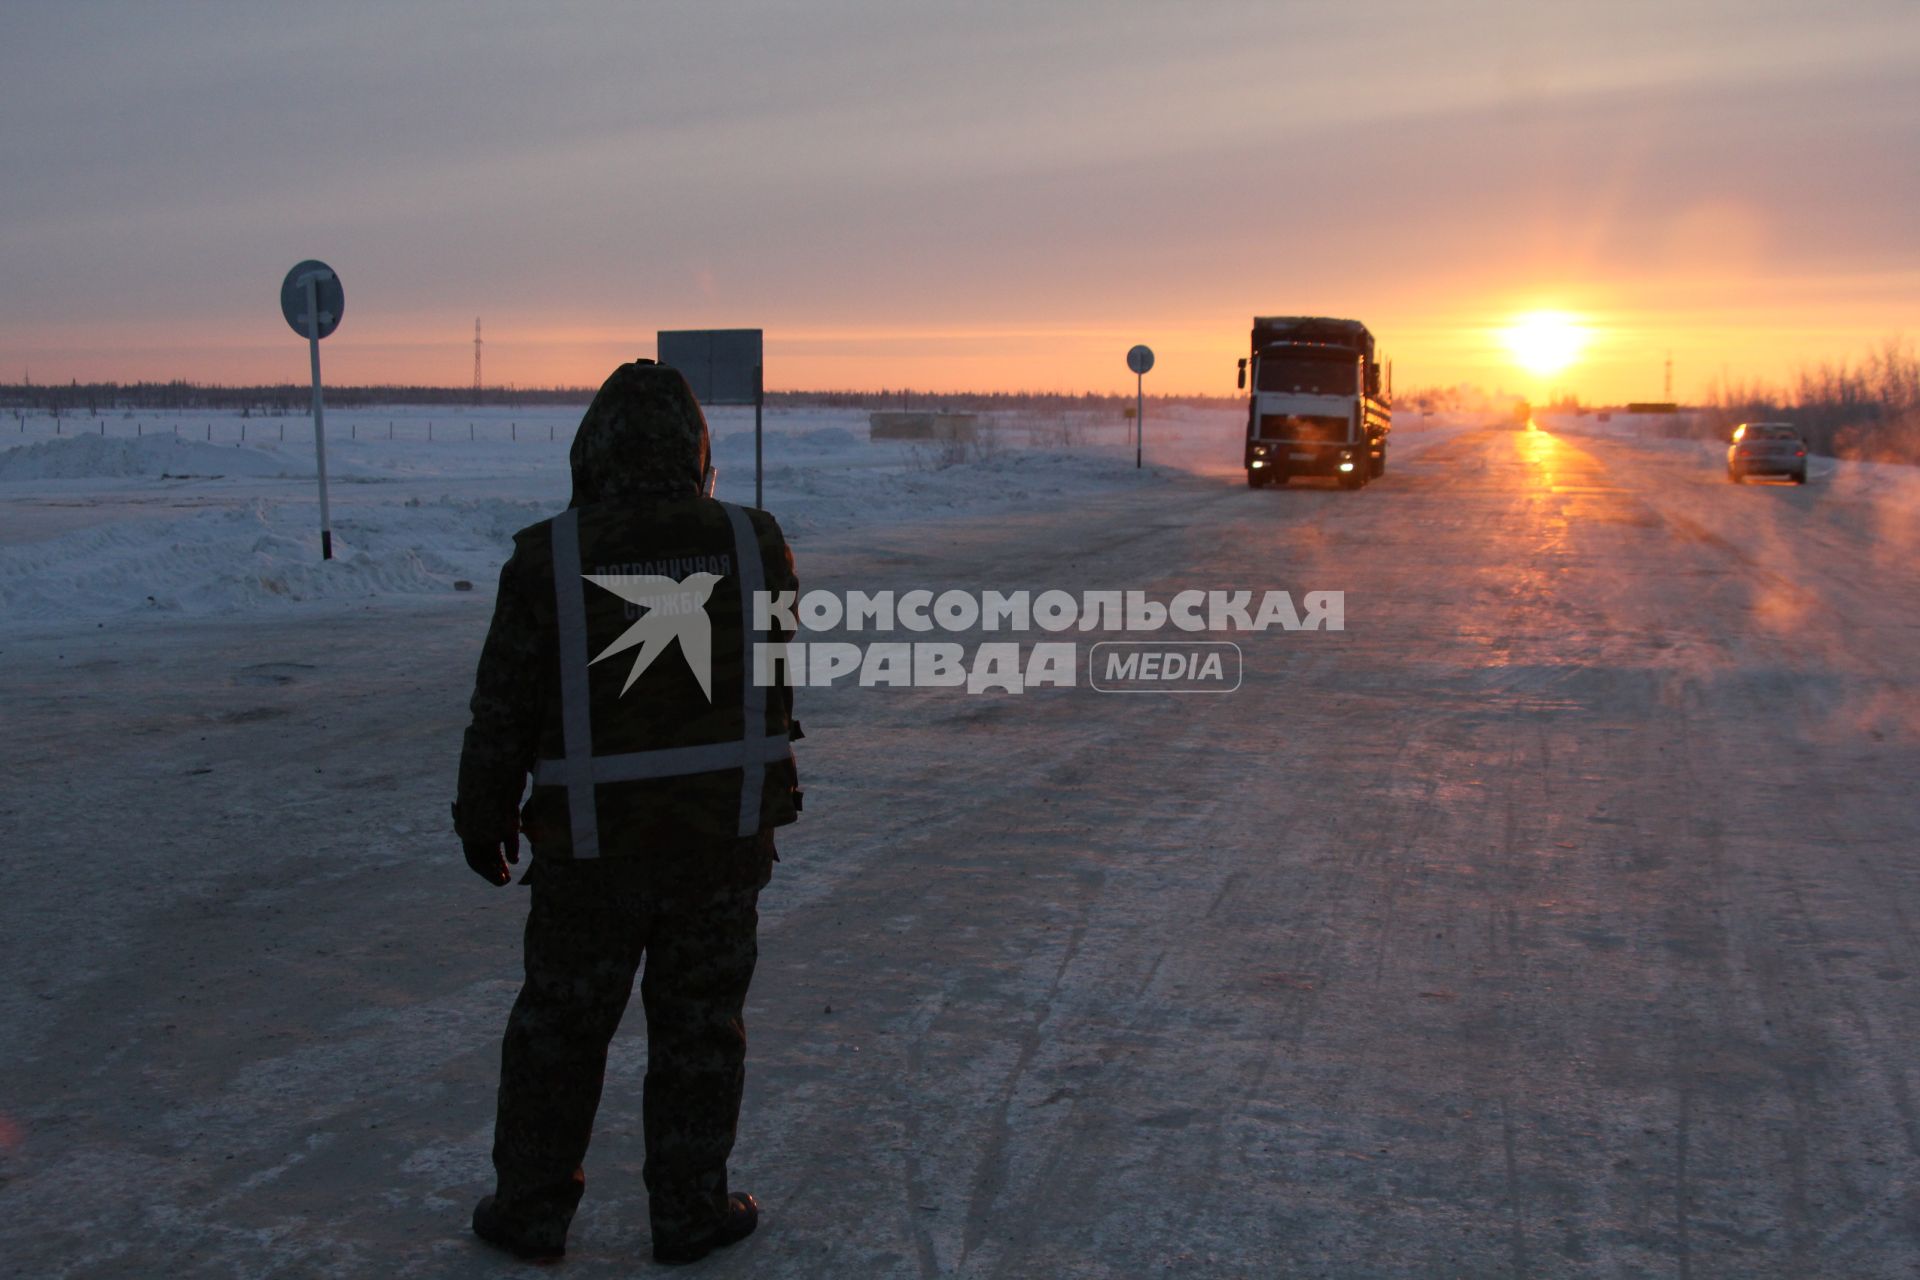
[[1518, 415, 1564, 488], [1501, 311, 1588, 377]]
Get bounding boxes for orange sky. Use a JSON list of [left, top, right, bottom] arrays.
[[3, 3, 1915, 402]]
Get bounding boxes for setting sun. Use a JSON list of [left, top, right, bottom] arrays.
[[1500, 311, 1589, 379]]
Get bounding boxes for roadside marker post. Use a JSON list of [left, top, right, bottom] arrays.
[[279, 260, 344, 560], [1127, 344, 1155, 469]]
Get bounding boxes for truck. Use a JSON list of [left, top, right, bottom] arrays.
[[1238, 316, 1390, 489]]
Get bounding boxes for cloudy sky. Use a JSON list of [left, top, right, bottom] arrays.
[[2, 0, 1916, 399]]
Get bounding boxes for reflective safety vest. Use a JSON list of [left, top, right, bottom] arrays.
[[526, 499, 796, 856]]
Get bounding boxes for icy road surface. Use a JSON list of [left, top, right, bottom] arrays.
[[1, 420, 1917, 1277]]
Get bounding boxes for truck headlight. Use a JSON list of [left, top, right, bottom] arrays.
[[1338, 462, 1355, 472], [1250, 460, 1265, 468]]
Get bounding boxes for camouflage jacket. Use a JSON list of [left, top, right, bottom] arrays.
[[454, 360, 799, 869], [454, 500, 799, 857]]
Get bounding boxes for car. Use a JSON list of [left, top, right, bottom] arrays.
[[1727, 422, 1808, 484]]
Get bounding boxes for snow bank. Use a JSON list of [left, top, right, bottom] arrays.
[[0, 434, 303, 482], [0, 496, 551, 624]]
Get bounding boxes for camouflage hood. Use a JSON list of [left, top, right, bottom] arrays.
[[569, 361, 712, 506]]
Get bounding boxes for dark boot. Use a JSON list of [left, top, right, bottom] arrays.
[[471, 1194, 568, 1262], [652, 1192, 758, 1265]]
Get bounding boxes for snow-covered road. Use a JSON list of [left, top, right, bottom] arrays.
[[2, 421, 1917, 1276]]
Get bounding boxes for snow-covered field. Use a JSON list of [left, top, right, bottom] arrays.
[[0, 404, 1471, 631]]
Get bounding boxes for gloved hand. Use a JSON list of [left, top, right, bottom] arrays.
[[453, 801, 521, 886], [462, 831, 520, 886]]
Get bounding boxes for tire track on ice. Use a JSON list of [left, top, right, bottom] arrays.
[[956, 865, 1099, 1271]]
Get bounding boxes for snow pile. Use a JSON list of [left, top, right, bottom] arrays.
[[0, 433, 302, 482], [0, 496, 552, 623]]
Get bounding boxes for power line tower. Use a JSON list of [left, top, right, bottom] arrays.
[[1664, 350, 1673, 402], [473, 318, 483, 404]]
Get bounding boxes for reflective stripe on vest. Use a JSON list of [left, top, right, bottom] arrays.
[[536, 502, 791, 854]]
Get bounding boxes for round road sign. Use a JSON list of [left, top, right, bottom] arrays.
[[1126, 344, 1155, 375], [280, 260, 344, 340]]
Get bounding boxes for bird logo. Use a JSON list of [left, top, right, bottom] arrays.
[[582, 571, 723, 700]]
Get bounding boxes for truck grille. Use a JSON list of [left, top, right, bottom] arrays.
[[1259, 414, 1347, 443]]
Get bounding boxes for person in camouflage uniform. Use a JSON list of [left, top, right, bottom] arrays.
[[454, 360, 800, 1265]]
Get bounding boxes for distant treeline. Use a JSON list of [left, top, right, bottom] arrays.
[[0, 380, 1241, 415], [1693, 338, 1920, 463]]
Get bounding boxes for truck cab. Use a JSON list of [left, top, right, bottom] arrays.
[[1238, 316, 1391, 489]]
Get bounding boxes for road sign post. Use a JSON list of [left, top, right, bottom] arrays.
[[280, 260, 343, 560], [1127, 344, 1155, 469]]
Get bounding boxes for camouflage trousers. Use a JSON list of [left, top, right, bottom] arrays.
[[488, 839, 771, 1248]]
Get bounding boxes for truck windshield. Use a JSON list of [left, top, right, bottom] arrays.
[[1256, 353, 1356, 396]]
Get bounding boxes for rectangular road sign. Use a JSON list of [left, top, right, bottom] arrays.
[[657, 329, 763, 406]]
